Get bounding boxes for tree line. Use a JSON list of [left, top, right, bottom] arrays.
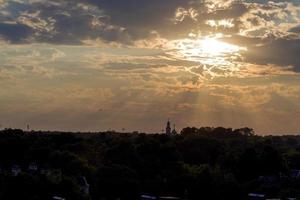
[[0, 127, 300, 199]]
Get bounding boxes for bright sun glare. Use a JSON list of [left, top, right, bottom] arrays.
[[199, 38, 241, 55], [172, 37, 246, 64], [166, 36, 247, 79]]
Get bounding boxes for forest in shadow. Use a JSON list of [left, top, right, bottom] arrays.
[[0, 127, 300, 200]]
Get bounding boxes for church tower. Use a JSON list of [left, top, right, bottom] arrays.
[[172, 124, 177, 135], [166, 119, 171, 135]]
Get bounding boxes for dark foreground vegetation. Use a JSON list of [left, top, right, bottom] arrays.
[[0, 127, 300, 200]]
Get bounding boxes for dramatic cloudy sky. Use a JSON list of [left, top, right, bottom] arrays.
[[0, 0, 300, 134]]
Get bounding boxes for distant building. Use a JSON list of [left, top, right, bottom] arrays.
[[77, 176, 90, 195], [28, 162, 38, 172], [140, 195, 180, 200], [159, 197, 180, 200], [290, 169, 300, 179], [166, 120, 177, 136], [140, 195, 157, 200], [248, 193, 265, 200], [52, 196, 65, 200], [11, 165, 21, 176], [166, 120, 171, 135]]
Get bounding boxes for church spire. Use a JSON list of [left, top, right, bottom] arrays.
[[166, 119, 171, 135]]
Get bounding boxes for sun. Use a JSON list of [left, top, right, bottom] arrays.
[[165, 35, 247, 79], [167, 37, 246, 65], [170, 37, 245, 62], [199, 38, 242, 56]]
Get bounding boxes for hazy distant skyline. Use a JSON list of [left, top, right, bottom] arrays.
[[0, 0, 300, 134]]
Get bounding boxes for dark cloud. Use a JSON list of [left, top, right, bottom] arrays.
[[35, 1, 132, 43], [0, 0, 250, 44], [289, 25, 300, 33], [243, 38, 300, 71], [114, 0, 250, 38], [88, 0, 187, 28], [0, 22, 33, 43], [0, 0, 131, 44], [87, 0, 206, 40]]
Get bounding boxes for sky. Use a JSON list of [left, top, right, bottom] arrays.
[[0, 0, 300, 134]]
